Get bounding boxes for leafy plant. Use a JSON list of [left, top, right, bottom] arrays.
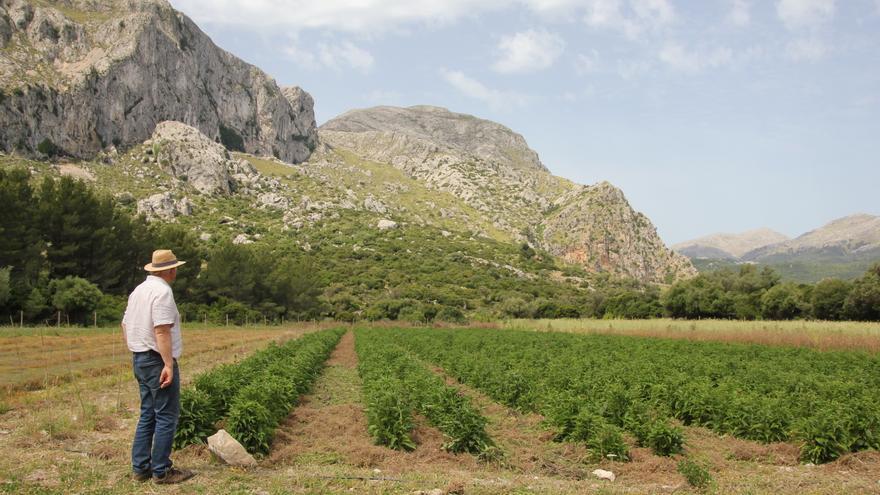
[[677, 457, 713, 490]]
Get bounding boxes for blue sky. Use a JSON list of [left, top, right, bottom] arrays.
[[168, 0, 880, 244]]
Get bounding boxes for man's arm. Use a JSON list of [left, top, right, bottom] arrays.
[[154, 323, 174, 388]]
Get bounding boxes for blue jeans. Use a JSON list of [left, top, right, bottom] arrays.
[[131, 351, 180, 477]]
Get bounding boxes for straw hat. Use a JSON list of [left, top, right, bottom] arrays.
[[144, 249, 187, 272]]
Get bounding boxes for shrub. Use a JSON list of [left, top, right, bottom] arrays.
[[37, 137, 60, 157], [173, 389, 216, 449], [677, 457, 713, 490]]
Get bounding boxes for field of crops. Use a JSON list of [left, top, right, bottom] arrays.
[[2, 322, 880, 494], [388, 327, 880, 464]]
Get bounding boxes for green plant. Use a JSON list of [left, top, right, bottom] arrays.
[[677, 457, 713, 490], [37, 137, 60, 157], [173, 388, 216, 449]]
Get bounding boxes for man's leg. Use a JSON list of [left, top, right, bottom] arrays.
[[150, 359, 180, 477], [131, 353, 159, 478]]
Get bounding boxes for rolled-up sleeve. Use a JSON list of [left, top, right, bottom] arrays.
[[151, 288, 177, 326]]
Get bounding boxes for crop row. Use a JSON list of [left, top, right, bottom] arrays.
[[392, 328, 880, 464], [174, 327, 345, 454], [354, 328, 495, 456]]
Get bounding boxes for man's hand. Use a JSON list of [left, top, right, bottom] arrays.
[[159, 365, 173, 388]]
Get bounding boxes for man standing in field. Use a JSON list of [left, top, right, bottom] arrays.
[[121, 249, 195, 484]]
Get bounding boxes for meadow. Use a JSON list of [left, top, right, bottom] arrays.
[[0, 320, 878, 494]]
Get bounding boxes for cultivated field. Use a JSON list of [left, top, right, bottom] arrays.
[[1, 321, 878, 494]]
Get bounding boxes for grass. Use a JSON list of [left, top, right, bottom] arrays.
[[504, 318, 880, 352]]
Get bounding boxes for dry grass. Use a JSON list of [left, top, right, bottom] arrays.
[[505, 318, 880, 352], [0, 325, 309, 394]]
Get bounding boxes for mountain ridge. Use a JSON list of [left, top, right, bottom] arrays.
[[0, 0, 696, 287]]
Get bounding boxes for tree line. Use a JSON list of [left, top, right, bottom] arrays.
[[1, 166, 877, 325], [0, 168, 322, 325]]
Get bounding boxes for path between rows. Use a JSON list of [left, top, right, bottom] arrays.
[[267, 330, 481, 477]]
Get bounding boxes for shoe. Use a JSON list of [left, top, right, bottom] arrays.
[[153, 467, 195, 485], [132, 471, 151, 482]]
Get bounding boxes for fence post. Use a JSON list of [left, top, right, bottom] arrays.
[[94, 311, 97, 327], [226, 314, 229, 326], [20, 310, 23, 328], [57, 311, 61, 328]]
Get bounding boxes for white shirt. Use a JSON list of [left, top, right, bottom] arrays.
[[122, 275, 183, 359]]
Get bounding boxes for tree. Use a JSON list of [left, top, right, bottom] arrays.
[[267, 257, 324, 319], [50, 276, 103, 325], [811, 278, 851, 321], [760, 283, 809, 320], [0, 267, 10, 308], [843, 264, 880, 321], [0, 168, 44, 307]]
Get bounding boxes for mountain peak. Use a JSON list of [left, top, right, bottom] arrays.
[[320, 105, 547, 173]]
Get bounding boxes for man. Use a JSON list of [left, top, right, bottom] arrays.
[[121, 249, 195, 484]]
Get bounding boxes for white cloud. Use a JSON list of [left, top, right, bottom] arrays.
[[659, 43, 734, 72], [786, 37, 829, 61], [171, 0, 677, 37], [776, 0, 835, 29], [492, 29, 565, 74], [574, 49, 600, 75], [170, 0, 508, 32], [583, 0, 675, 39], [440, 69, 528, 111], [283, 38, 374, 72], [728, 0, 751, 27], [318, 41, 374, 72]]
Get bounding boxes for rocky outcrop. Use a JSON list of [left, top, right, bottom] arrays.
[[319, 105, 696, 283], [321, 105, 547, 173], [136, 192, 193, 221], [0, 0, 316, 162], [542, 182, 696, 282], [149, 121, 235, 195]]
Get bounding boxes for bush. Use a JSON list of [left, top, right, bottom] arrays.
[[50, 276, 102, 324], [173, 388, 216, 449], [677, 457, 713, 490], [36, 137, 60, 157]]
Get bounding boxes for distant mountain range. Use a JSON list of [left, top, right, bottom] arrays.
[[673, 214, 880, 282]]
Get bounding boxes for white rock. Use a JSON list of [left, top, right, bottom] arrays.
[[233, 234, 253, 245], [207, 429, 257, 467], [136, 192, 192, 221], [377, 219, 398, 230], [592, 469, 615, 482], [199, 233, 212, 241]]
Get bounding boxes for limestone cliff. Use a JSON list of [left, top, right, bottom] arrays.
[[320, 105, 696, 283], [0, 0, 316, 162]]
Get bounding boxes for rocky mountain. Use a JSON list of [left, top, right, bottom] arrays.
[[742, 214, 880, 261], [0, 0, 695, 287], [320, 106, 695, 283], [673, 228, 790, 259], [0, 0, 316, 162], [678, 215, 880, 282]]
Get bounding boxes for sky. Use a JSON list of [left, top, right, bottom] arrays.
[[168, 0, 880, 244]]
